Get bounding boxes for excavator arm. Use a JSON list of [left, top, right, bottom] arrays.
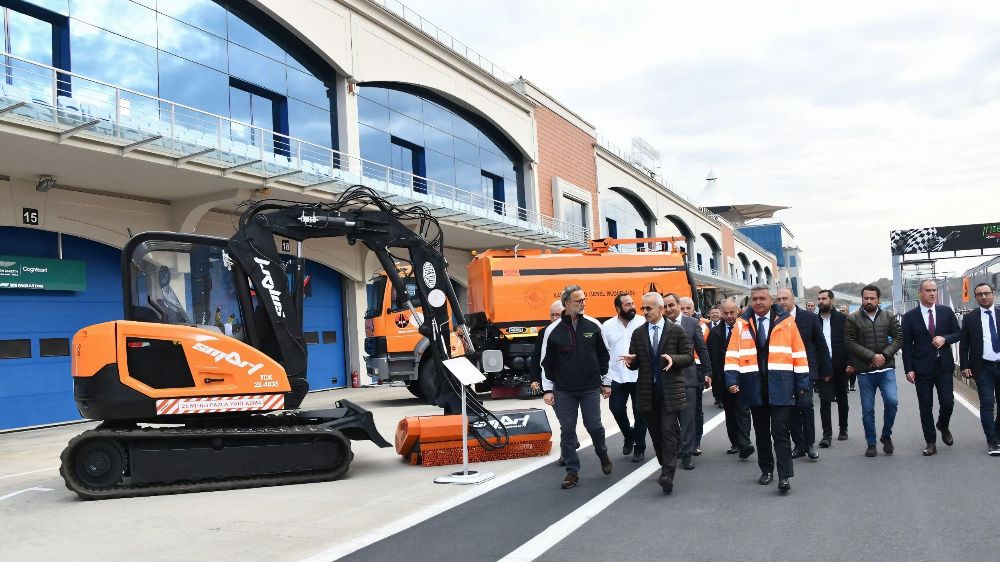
[[226, 186, 473, 409]]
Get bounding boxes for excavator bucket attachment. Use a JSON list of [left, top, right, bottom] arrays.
[[300, 400, 392, 448]]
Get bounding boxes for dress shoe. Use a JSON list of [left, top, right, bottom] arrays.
[[818, 437, 832, 448], [739, 444, 756, 459], [865, 445, 877, 457], [937, 424, 954, 447], [632, 449, 645, 463], [657, 471, 673, 493], [791, 448, 805, 459], [758, 472, 773, 485], [777, 478, 790, 492], [726, 446, 740, 454], [806, 447, 819, 460], [681, 455, 695, 470], [987, 441, 1000, 456], [623, 439, 634, 456], [561, 471, 579, 489], [880, 436, 894, 456], [838, 429, 849, 441], [923, 443, 937, 456], [598, 452, 613, 475]]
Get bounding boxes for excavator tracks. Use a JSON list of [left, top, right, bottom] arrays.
[[60, 423, 353, 500]]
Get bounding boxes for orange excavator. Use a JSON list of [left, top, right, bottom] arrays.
[[60, 186, 482, 499]]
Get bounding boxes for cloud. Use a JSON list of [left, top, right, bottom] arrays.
[[399, 0, 1000, 286]]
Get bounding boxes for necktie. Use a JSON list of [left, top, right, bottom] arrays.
[[756, 316, 767, 348], [928, 308, 936, 338], [726, 325, 731, 341], [651, 324, 661, 384], [987, 310, 1000, 353]]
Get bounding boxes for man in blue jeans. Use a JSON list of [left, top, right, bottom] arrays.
[[845, 285, 903, 457]]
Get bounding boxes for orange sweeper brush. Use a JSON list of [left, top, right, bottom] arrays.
[[395, 408, 552, 466]]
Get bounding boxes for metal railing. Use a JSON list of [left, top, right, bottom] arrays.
[[367, 0, 520, 88], [0, 51, 588, 246], [595, 135, 726, 221]]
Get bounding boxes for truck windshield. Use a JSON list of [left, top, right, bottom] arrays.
[[365, 276, 387, 318]]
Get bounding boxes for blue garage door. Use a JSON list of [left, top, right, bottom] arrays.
[[302, 261, 346, 390], [0, 228, 120, 430]]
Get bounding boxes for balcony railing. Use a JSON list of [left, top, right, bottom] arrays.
[[0, 52, 588, 247], [367, 0, 520, 89]]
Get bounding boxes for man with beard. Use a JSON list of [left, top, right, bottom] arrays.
[[541, 285, 613, 488], [603, 293, 648, 462], [816, 290, 850, 446], [845, 285, 902, 458]]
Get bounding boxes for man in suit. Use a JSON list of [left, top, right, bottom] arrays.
[[679, 296, 711, 456], [726, 284, 810, 493], [621, 292, 693, 493], [708, 306, 722, 330], [816, 290, 851, 446], [708, 299, 754, 458], [902, 279, 962, 456], [777, 288, 832, 461], [959, 282, 1000, 455], [663, 293, 712, 470]]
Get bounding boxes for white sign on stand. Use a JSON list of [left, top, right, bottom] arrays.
[[434, 357, 495, 485]]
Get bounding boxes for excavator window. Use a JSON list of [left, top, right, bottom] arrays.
[[126, 238, 247, 341]]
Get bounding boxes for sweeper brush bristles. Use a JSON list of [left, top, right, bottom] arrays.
[[416, 439, 552, 467]]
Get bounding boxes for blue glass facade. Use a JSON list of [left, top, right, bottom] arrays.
[[358, 84, 523, 211], [738, 224, 784, 267], [1, 0, 335, 149], [601, 189, 650, 240]]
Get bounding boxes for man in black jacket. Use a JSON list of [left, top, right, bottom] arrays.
[[708, 299, 753, 457], [901, 279, 962, 456], [541, 285, 613, 489], [816, 290, 850, 447], [778, 288, 832, 461], [959, 282, 1000, 455], [621, 292, 693, 493]]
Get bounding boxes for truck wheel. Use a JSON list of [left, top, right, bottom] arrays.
[[417, 359, 438, 405], [405, 380, 425, 400]]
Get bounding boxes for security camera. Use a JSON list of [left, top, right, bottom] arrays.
[[35, 175, 57, 192]]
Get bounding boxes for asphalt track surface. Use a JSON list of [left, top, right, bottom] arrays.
[[344, 373, 1000, 562]]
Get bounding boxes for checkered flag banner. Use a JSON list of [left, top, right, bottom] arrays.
[[890, 228, 961, 255]]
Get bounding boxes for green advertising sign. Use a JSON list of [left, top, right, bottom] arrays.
[[0, 254, 87, 291]]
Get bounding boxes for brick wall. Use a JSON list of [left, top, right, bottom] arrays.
[[534, 106, 598, 227]]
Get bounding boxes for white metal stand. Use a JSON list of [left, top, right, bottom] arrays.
[[434, 357, 495, 485]]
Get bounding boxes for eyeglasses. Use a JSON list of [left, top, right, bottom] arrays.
[[571, 298, 586, 304], [976, 291, 994, 297]]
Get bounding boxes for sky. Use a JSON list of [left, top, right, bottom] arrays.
[[396, 0, 1000, 287]]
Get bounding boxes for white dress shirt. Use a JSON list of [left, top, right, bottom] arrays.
[[821, 314, 833, 358], [648, 317, 666, 350], [602, 314, 645, 383], [981, 306, 1000, 362], [920, 303, 935, 332]]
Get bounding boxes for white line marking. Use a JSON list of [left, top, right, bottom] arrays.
[[0, 487, 53, 502], [300, 428, 620, 562], [499, 411, 727, 562], [0, 467, 57, 480], [955, 391, 979, 416]]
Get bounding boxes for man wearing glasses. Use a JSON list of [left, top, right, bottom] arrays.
[[540, 285, 613, 489], [960, 283, 1000, 455]]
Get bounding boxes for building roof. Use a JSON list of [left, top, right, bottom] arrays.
[[697, 171, 787, 224]]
